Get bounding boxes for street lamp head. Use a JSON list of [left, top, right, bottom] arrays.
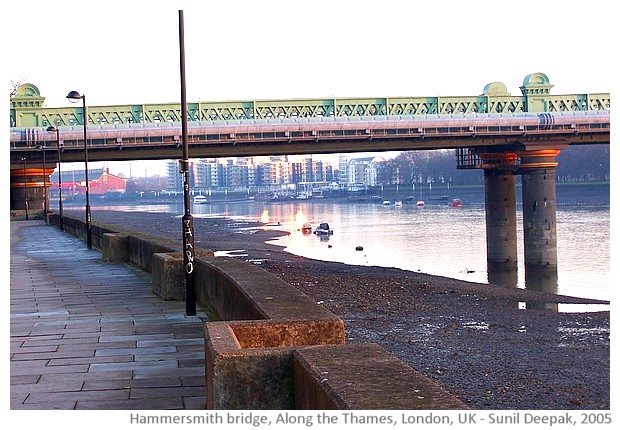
[[66, 91, 83, 102], [46, 125, 57, 134]]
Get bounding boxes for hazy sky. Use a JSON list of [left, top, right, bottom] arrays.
[[5, 0, 616, 176]]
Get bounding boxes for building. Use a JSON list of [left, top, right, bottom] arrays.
[[164, 155, 335, 192], [338, 156, 378, 187], [50, 167, 127, 195]]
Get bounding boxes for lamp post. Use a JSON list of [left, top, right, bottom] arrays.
[[36, 143, 48, 224], [179, 10, 196, 316], [66, 91, 92, 249], [21, 156, 28, 220], [47, 126, 64, 230]]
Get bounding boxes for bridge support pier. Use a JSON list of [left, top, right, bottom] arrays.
[[477, 147, 564, 292], [518, 150, 561, 270], [483, 170, 518, 286], [9, 166, 50, 219], [518, 149, 563, 298]]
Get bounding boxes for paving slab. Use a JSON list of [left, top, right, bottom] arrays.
[[10, 221, 212, 410]]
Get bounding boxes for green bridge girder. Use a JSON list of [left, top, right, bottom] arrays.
[[9, 73, 611, 128]]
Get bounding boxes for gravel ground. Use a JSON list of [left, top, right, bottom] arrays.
[[80, 209, 610, 410]]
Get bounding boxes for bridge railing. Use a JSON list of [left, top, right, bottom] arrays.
[[10, 93, 611, 129]]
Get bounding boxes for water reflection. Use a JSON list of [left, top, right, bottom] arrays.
[[524, 267, 559, 312], [487, 264, 518, 288]]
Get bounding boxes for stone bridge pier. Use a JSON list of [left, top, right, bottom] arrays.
[[9, 162, 52, 220], [480, 146, 566, 293], [518, 149, 564, 270], [483, 168, 518, 287]]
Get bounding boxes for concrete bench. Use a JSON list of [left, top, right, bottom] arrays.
[[205, 319, 346, 409], [204, 323, 467, 410], [293, 344, 468, 409]]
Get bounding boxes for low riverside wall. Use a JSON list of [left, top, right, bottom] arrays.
[[46, 213, 467, 410]]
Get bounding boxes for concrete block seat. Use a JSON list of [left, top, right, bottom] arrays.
[[293, 344, 468, 410]]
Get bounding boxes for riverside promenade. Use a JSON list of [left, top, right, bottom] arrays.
[[10, 220, 211, 410]]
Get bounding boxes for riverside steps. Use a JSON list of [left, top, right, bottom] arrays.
[[10, 214, 468, 410]]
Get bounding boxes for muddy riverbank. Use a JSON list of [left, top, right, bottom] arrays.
[[79, 209, 610, 410]]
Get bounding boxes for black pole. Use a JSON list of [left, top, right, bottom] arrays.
[[56, 128, 64, 230], [179, 10, 196, 316], [83, 96, 92, 249], [22, 157, 28, 220], [42, 144, 48, 224]]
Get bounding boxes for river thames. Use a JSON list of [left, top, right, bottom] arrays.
[[80, 182, 610, 311]]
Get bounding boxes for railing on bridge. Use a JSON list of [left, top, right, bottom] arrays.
[[9, 75, 611, 129], [456, 148, 520, 170], [10, 93, 612, 129]]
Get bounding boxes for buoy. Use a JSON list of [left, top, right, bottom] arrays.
[[355, 246, 364, 251]]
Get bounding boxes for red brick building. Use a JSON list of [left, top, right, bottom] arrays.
[[89, 168, 127, 194]]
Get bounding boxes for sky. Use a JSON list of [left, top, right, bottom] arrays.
[[5, 0, 617, 177]]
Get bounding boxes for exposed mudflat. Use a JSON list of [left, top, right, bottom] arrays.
[[82, 209, 610, 410]]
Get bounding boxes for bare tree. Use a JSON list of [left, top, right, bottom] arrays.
[[9, 79, 26, 98]]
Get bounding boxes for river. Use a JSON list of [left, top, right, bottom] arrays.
[[73, 182, 611, 311]]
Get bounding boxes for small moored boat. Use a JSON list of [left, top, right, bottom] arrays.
[[192, 195, 208, 204], [314, 222, 333, 235], [448, 198, 462, 208]]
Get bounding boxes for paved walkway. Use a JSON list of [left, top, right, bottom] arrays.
[[10, 220, 212, 410]]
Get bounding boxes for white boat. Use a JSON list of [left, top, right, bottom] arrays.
[[382, 200, 391, 206], [192, 195, 208, 204], [394, 201, 403, 206], [416, 200, 426, 207]]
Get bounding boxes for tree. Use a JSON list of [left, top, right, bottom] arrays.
[[9, 79, 26, 98], [375, 144, 608, 186]]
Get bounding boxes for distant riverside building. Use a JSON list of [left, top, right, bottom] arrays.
[[338, 155, 378, 187], [90, 168, 127, 194], [166, 155, 334, 192], [49, 167, 127, 195], [161, 154, 392, 192]]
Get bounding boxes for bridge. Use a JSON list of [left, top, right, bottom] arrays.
[[9, 72, 611, 284]]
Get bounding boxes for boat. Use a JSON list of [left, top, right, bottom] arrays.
[[416, 200, 426, 207], [192, 195, 208, 204], [300, 223, 313, 234], [394, 200, 403, 206], [448, 198, 462, 208], [382, 200, 391, 206], [314, 222, 333, 235]]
